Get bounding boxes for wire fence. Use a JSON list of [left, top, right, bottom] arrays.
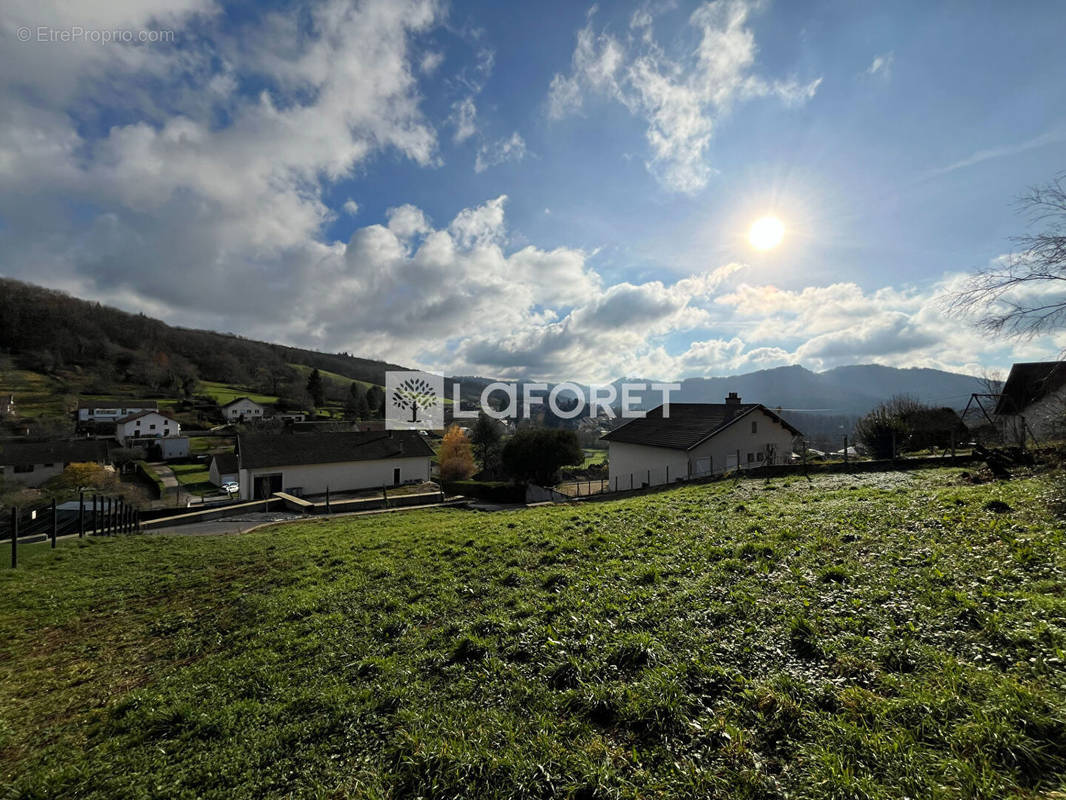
[[2, 493, 142, 568]]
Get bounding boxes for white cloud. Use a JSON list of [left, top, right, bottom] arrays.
[[450, 96, 478, 143], [548, 0, 821, 193], [865, 51, 894, 79], [343, 199, 360, 215], [474, 131, 527, 173]]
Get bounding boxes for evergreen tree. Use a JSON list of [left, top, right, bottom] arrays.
[[306, 368, 325, 408]]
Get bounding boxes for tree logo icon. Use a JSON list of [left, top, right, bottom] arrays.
[[385, 371, 444, 430]]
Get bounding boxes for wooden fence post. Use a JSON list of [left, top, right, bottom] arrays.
[[51, 499, 57, 549], [79, 491, 85, 538], [844, 436, 849, 469], [325, 486, 331, 514], [10, 507, 17, 569], [382, 485, 389, 508]]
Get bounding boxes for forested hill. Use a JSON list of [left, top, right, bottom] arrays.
[[0, 277, 406, 396]]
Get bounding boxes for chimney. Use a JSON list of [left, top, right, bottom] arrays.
[[725, 392, 740, 405]]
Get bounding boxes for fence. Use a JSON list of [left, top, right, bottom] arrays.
[[556, 449, 980, 501], [2, 493, 142, 568]]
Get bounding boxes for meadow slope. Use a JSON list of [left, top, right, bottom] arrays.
[[2, 469, 1065, 799]]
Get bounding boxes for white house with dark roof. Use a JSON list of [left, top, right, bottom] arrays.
[[0, 440, 111, 487], [77, 399, 158, 424], [236, 430, 434, 500], [209, 453, 239, 486], [601, 393, 802, 489], [994, 361, 1066, 442], [221, 397, 267, 422], [114, 411, 189, 459]]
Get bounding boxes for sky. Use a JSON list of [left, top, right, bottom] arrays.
[[2, 0, 1066, 382]]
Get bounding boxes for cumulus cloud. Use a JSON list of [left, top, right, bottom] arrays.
[[548, 0, 821, 193]]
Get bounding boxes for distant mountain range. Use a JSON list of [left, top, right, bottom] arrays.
[[612, 364, 990, 416], [452, 364, 990, 419]]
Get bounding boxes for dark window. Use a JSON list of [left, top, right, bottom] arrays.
[[150, 424, 157, 430], [14, 464, 34, 473], [751, 421, 758, 433], [757, 452, 764, 461], [747, 453, 754, 463], [393, 467, 401, 485]]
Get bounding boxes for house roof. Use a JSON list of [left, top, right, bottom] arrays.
[[211, 453, 239, 473], [0, 439, 110, 466], [221, 397, 264, 409], [78, 398, 158, 410], [237, 430, 435, 469], [116, 410, 177, 425], [601, 402, 803, 451], [994, 362, 1066, 416]]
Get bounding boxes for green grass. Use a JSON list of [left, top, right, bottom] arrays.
[[198, 381, 278, 406], [2, 468, 1066, 798], [581, 448, 608, 468], [167, 462, 216, 496]]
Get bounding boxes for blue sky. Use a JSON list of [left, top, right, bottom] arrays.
[[2, 0, 1065, 382]]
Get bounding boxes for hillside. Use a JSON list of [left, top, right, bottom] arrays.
[[1, 278, 989, 429], [0, 278, 405, 402], [2, 469, 1065, 798]]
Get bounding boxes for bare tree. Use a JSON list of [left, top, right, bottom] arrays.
[[948, 172, 1066, 338]]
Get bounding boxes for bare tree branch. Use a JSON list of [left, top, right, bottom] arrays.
[[946, 171, 1066, 339]]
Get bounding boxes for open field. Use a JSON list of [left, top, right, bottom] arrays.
[[197, 381, 279, 407], [2, 468, 1065, 798]]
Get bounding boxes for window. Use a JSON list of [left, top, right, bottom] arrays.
[[757, 452, 764, 462], [751, 421, 758, 433], [14, 464, 34, 473], [747, 453, 754, 463], [150, 424, 157, 430]]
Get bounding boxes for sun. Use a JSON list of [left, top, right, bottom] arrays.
[[748, 216, 785, 250]]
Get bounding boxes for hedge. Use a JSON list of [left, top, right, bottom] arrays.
[[442, 480, 525, 504]]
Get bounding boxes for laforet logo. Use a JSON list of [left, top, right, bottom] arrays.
[[385, 371, 444, 430]]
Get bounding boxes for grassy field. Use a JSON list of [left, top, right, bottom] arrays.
[[197, 381, 279, 407], [2, 468, 1065, 798], [581, 448, 608, 469], [167, 462, 215, 496]]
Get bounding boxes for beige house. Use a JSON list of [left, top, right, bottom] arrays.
[[602, 393, 801, 489], [221, 397, 267, 423], [236, 430, 434, 500]]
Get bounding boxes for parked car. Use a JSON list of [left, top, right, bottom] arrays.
[[221, 481, 239, 495]]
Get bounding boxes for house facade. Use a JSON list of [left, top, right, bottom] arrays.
[[77, 399, 157, 423], [602, 394, 801, 489], [209, 453, 239, 486], [115, 411, 190, 459], [994, 362, 1066, 442], [0, 440, 111, 487], [236, 430, 434, 500], [221, 397, 267, 422]]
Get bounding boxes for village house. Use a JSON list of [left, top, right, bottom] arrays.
[[994, 361, 1066, 443], [115, 410, 189, 459], [221, 397, 268, 423], [77, 399, 158, 424], [0, 440, 111, 488], [602, 393, 802, 489], [236, 430, 434, 500], [208, 453, 239, 487]]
